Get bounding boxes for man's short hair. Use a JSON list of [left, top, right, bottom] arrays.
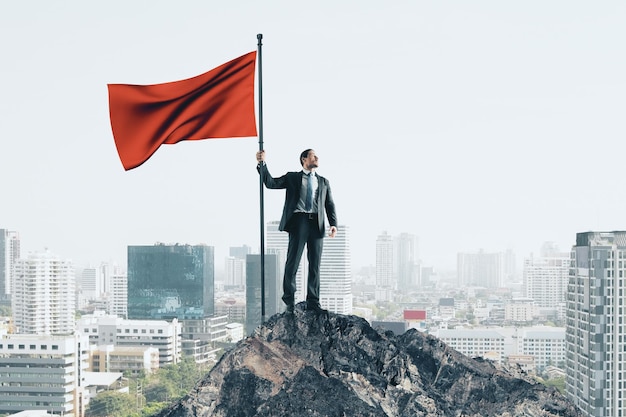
[[300, 149, 312, 166]]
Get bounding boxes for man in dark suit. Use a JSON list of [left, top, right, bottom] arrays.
[[256, 149, 338, 313]]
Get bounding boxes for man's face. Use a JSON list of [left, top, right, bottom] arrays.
[[302, 150, 319, 170]]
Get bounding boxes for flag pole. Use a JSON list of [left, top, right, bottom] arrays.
[[257, 33, 266, 323]]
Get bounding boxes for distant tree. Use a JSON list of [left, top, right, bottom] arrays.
[[140, 402, 168, 416], [145, 380, 176, 403], [86, 391, 136, 417]]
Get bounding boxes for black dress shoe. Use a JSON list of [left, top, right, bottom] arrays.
[[285, 304, 295, 314], [307, 303, 326, 313]]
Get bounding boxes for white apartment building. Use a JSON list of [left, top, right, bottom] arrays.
[[437, 326, 566, 372], [77, 313, 182, 366], [180, 315, 228, 364], [519, 327, 565, 371], [566, 231, 626, 417], [79, 267, 97, 301], [0, 333, 89, 417], [12, 250, 75, 335], [225, 256, 246, 288], [376, 231, 394, 291], [320, 224, 352, 314], [225, 322, 244, 343], [436, 329, 505, 363], [108, 269, 127, 319], [523, 253, 569, 308], [504, 297, 537, 323]]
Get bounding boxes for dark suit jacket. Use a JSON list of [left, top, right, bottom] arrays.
[[258, 163, 338, 235]]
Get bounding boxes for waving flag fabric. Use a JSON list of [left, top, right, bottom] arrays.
[[108, 51, 257, 170]]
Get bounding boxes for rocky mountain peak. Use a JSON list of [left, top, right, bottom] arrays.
[[155, 304, 581, 416]]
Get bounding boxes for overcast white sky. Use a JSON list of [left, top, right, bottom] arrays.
[[1, 1, 625, 272]]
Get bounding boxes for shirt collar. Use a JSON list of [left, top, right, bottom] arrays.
[[302, 169, 314, 175]]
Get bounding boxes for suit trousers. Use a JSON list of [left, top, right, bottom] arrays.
[[282, 213, 324, 306]]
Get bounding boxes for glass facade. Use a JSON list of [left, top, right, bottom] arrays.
[[127, 244, 214, 320]]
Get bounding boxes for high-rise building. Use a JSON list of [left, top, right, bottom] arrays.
[[225, 256, 246, 288], [246, 253, 280, 334], [320, 224, 352, 314], [395, 232, 419, 288], [230, 245, 251, 259], [376, 231, 394, 290], [127, 243, 214, 320], [0, 333, 89, 416], [12, 250, 75, 335], [566, 231, 626, 417], [79, 266, 98, 301], [457, 250, 506, 288], [225, 245, 250, 289], [0, 229, 20, 303], [523, 247, 569, 308], [109, 268, 128, 319]]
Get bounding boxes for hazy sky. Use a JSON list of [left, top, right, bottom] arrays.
[[1, 1, 625, 272]]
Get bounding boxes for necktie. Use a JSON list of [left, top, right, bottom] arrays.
[[305, 173, 313, 211]]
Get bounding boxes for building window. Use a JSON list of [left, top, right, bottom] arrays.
[[40, 345, 47, 350], [52, 345, 59, 350]]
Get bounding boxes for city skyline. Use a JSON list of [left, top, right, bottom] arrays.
[[2, 224, 582, 276], [1, 2, 625, 273]]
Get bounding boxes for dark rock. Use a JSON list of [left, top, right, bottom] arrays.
[[153, 303, 582, 417]]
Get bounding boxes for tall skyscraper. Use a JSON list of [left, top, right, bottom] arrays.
[[376, 231, 394, 288], [79, 266, 98, 301], [230, 245, 251, 259], [395, 232, 419, 288], [225, 245, 250, 288], [523, 246, 569, 308], [225, 257, 246, 288], [246, 253, 280, 334], [457, 250, 506, 288], [127, 243, 214, 320], [12, 249, 76, 335], [0, 229, 20, 303], [109, 268, 128, 319], [566, 231, 626, 417], [375, 231, 394, 302], [320, 224, 352, 314]]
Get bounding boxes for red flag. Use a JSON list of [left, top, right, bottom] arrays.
[[108, 51, 257, 170]]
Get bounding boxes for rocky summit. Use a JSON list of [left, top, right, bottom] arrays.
[[154, 303, 582, 417]]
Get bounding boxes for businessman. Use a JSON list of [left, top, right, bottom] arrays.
[[256, 149, 338, 313]]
